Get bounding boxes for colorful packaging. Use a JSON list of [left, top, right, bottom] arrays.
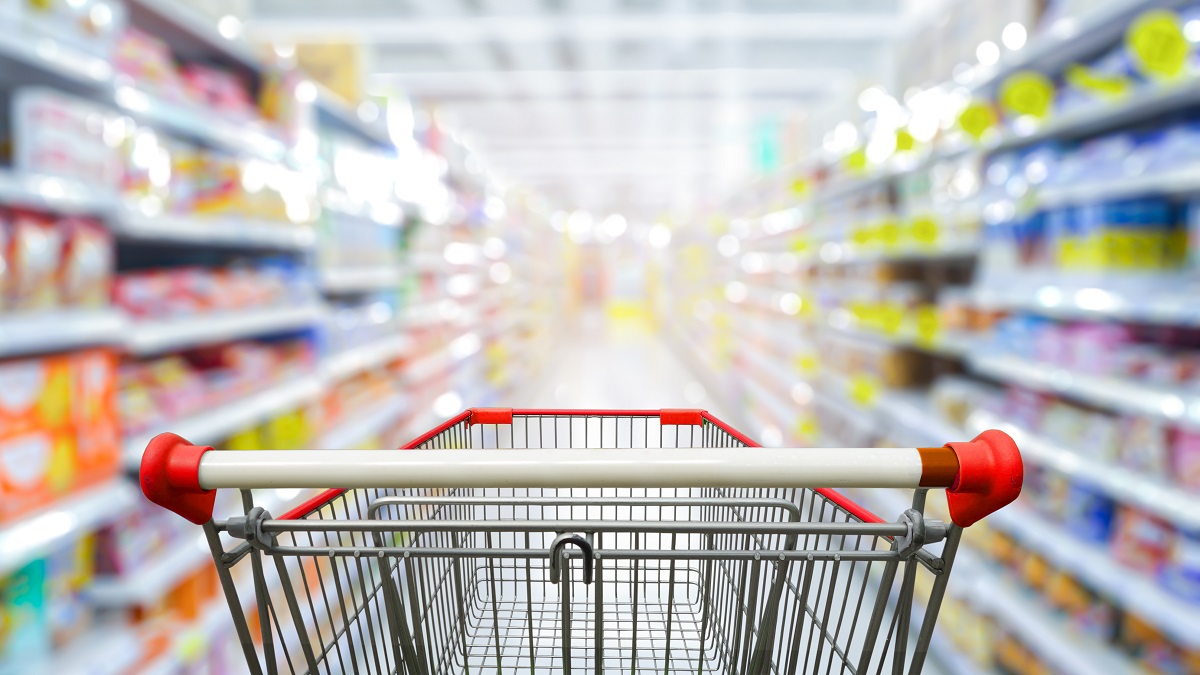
[[0, 560, 49, 667], [6, 210, 62, 311], [0, 354, 72, 434], [0, 211, 9, 312], [11, 89, 121, 190], [1060, 480, 1116, 544], [0, 428, 77, 521], [69, 349, 120, 488], [1044, 570, 1117, 641], [1120, 415, 1171, 477], [1170, 427, 1200, 490], [1160, 529, 1200, 604], [1118, 613, 1200, 675], [44, 536, 95, 648], [58, 217, 112, 309], [1111, 506, 1174, 573]]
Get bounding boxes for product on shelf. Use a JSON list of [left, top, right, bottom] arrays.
[[117, 338, 316, 435], [10, 0, 127, 59], [113, 260, 310, 319], [6, 89, 122, 190], [1, 208, 113, 315], [0, 349, 118, 522]]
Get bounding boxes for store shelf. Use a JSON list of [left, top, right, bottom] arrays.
[[968, 351, 1200, 428], [124, 0, 264, 72], [315, 394, 409, 449], [0, 309, 126, 358], [28, 626, 145, 675], [314, 87, 393, 148], [319, 266, 405, 294], [0, 29, 112, 88], [824, 317, 975, 360], [320, 186, 405, 224], [122, 375, 324, 463], [946, 547, 1141, 675], [969, 0, 1179, 94], [88, 532, 211, 606], [1038, 164, 1200, 207], [322, 334, 413, 382], [967, 410, 1200, 530], [113, 86, 289, 162], [829, 238, 981, 265], [992, 77, 1200, 153], [0, 481, 138, 576], [0, 170, 115, 214], [971, 274, 1200, 326], [988, 503, 1200, 649], [110, 210, 317, 249], [124, 304, 324, 356]]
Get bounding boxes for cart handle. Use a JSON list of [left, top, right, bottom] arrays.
[[141, 429, 1020, 527]]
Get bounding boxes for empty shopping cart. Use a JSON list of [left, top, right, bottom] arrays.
[[140, 408, 1022, 675]]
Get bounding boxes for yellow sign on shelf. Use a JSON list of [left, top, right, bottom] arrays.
[[1127, 9, 1189, 79], [848, 375, 879, 408], [999, 71, 1055, 120]]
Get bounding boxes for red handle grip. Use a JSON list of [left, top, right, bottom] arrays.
[[944, 429, 1023, 527], [140, 432, 216, 525]]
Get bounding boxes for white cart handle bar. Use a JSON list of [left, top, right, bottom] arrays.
[[140, 427, 1022, 530]]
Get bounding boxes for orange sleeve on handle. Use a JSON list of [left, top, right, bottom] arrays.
[[944, 429, 1023, 528]]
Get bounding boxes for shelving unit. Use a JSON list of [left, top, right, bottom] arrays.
[[0, 309, 127, 358], [121, 375, 324, 463], [124, 304, 324, 356], [0, 481, 138, 576], [109, 210, 317, 249]]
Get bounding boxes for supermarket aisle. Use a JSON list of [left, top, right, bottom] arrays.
[[518, 308, 723, 413]]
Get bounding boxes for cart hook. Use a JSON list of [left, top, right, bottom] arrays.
[[549, 533, 594, 585]]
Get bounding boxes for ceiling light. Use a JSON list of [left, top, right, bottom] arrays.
[[217, 14, 241, 40], [1002, 22, 1027, 50], [976, 41, 1000, 66]]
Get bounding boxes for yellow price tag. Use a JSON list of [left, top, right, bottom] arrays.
[[894, 129, 916, 153], [844, 147, 868, 173], [790, 236, 810, 253], [999, 71, 1055, 120], [877, 220, 901, 249], [911, 216, 940, 246], [957, 101, 997, 141], [915, 306, 941, 344], [878, 304, 904, 335], [1064, 64, 1131, 98], [791, 177, 810, 196], [851, 226, 874, 247], [1127, 10, 1189, 79], [794, 354, 819, 374], [796, 418, 819, 440], [848, 375, 879, 408]]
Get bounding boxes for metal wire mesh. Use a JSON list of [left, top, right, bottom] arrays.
[[207, 413, 942, 675]]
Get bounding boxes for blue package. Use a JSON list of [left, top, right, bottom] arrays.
[[1061, 481, 1117, 544]]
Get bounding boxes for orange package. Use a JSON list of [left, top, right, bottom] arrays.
[[70, 349, 122, 487], [0, 428, 78, 521], [0, 354, 72, 435]]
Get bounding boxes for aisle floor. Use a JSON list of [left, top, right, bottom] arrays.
[[516, 308, 724, 413]]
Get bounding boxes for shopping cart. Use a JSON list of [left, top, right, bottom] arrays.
[[140, 408, 1022, 675]]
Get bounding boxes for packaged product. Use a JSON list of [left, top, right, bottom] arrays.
[[1060, 480, 1116, 544], [0, 560, 49, 667], [1119, 415, 1171, 477], [179, 63, 256, 118], [58, 217, 112, 308], [6, 210, 62, 311], [69, 349, 119, 488], [165, 138, 199, 214], [0, 353, 71, 434], [1044, 570, 1117, 641], [113, 28, 183, 102], [1064, 323, 1133, 375], [19, 0, 127, 59], [119, 126, 172, 213], [1111, 506, 1174, 573], [193, 151, 242, 216], [1160, 528, 1200, 603], [44, 536, 95, 648], [0, 428, 77, 521], [1117, 613, 1200, 675], [1078, 411, 1122, 462], [0, 212, 8, 312], [1170, 427, 1200, 490], [10, 89, 121, 190]]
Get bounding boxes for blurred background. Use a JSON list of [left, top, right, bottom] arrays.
[[1, 0, 1199, 673]]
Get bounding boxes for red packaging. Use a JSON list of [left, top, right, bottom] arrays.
[[1169, 427, 1200, 491], [7, 210, 63, 311], [59, 217, 113, 309], [1111, 506, 1174, 574]]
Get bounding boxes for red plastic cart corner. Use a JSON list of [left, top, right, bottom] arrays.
[[140, 432, 217, 525]]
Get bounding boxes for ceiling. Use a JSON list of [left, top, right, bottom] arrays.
[[246, 0, 919, 220]]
